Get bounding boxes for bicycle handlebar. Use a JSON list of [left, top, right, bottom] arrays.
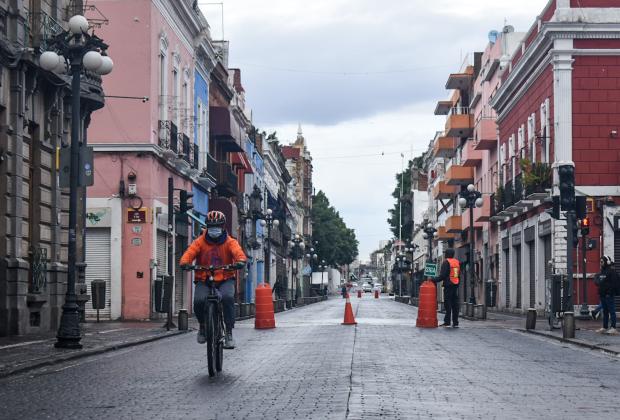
[[181, 264, 236, 272]]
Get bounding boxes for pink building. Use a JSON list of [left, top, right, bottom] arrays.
[[87, 0, 210, 320]]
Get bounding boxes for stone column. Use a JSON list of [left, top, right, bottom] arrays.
[[552, 39, 574, 163]]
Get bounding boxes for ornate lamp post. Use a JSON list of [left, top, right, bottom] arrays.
[[404, 241, 418, 297], [458, 184, 484, 305], [305, 245, 318, 299], [320, 260, 327, 297], [40, 15, 114, 349], [421, 222, 438, 263], [288, 234, 305, 307], [260, 208, 279, 285]]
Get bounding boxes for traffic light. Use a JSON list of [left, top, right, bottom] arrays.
[[179, 190, 194, 214], [545, 196, 561, 219], [575, 196, 587, 219], [558, 164, 575, 211], [580, 217, 590, 236], [571, 220, 579, 248]]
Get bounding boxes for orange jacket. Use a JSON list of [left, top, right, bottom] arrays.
[[179, 234, 247, 282], [446, 258, 460, 285]]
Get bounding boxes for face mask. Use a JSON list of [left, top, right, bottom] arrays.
[[207, 227, 223, 238]]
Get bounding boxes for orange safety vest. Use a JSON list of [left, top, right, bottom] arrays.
[[446, 258, 460, 285]]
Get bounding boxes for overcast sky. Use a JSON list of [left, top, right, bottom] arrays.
[[201, 0, 549, 261]]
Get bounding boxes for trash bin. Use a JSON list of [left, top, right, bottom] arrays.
[[154, 275, 173, 313], [91, 280, 106, 310], [178, 309, 188, 331]]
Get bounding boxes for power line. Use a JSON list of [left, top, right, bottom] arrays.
[[234, 61, 453, 76]]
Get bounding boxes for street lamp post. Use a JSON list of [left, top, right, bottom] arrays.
[[260, 208, 279, 286], [320, 260, 326, 297], [40, 15, 114, 349], [458, 184, 484, 305], [405, 242, 418, 297], [305, 246, 318, 299], [421, 222, 438, 263], [289, 234, 305, 307]]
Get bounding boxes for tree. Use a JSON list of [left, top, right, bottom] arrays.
[[311, 191, 359, 266], [387, 152, 427, 244]]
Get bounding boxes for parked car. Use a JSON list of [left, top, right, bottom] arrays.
[[362, 282, 373, 293], [373, 283, 383, 292]]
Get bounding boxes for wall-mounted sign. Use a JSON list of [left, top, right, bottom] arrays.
[[131, 238, 142, 246], [127, 207, 148, 223], [132, 225, 142, 234]]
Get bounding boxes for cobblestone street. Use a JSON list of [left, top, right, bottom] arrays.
[[1, 296, 619, 419]]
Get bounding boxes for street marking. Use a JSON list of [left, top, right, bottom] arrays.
[[0, 339, 52, 350]]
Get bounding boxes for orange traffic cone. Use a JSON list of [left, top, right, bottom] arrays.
[[255, 283, 276, 329], [357, 289, 362, 298], [416, 280, 438, 328], [342, 295, 357, 325]]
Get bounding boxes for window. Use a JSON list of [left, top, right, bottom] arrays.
[[527, 113, 536, 162], [518, 125, 525, 160], [540, 98, 550, 163]]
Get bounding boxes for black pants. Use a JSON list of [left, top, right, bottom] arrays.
[[193, 279, 235, 331], [444, 286, 459, 326]]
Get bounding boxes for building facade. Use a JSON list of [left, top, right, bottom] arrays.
[[1, 0, 105, 336]]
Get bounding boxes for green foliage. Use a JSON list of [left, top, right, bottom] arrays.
[[520, 159, 552, 195], [387, 159, 414, 242], [311, 191, 359, 266]]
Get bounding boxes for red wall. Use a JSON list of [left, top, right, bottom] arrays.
[[571, 0, 619, 7], [572, 55, 620, 186], [498, 64, 555, 177]]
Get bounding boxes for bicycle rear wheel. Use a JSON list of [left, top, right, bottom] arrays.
[[215, 305, 224, 372], [206, 303, 216, 377]]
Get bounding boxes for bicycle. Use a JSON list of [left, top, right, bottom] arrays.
[[183, 264, 235, 377]]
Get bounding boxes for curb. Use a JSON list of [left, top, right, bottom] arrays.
[[0, 329, 188, 379], [520, 328, 620, 357]]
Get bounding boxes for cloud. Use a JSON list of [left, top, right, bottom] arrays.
[[200, 0, 550, 260]]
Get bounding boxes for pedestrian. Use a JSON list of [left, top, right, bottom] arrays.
[[595, 255, 618, 335], [341, 284, 347, 299], [433, 248, 460, 328], [323, 285, 328, 298]]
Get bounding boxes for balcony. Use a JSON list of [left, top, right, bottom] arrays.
[[473, 194, 492, 223], [433, 136, 457, 159], [158, 120, 178, 154], [461, 139, 483, 167], [181, 134, 192, 165], [445, 67, 474, 90], [473, 118, 497, 150], [211, 159, 238, 197], [446, 215, 463, 233], [445, 107, 474, 138], [193, 144, 199, 169], [434, 100, 453, 116], [209, 106, 244, 153], [433, 181, 458, 200], [462, 208, 485, 231], [436, 226, 457, 241], [445, 165, 474, 186]]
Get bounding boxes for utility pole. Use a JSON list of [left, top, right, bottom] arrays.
[[164, 177, 176, 330]]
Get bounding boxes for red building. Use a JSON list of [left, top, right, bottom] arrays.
[[491, 0, 620, 314]]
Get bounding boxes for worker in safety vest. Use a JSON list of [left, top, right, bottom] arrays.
[[435, 248, 461, 328]]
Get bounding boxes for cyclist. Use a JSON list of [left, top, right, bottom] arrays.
[[180, 210, 246, 349]]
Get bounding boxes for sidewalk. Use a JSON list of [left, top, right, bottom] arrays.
[[0, 320, 190, 378], [487, 310, 620, 355]]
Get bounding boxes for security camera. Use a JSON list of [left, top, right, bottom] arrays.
[[142, 96, 149, 103]]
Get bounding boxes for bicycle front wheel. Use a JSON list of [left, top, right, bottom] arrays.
[[206, 303, 216, 377], [215, 305, 224, 372]]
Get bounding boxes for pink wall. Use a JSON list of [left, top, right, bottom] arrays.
[[89, 0, 152, 143], [89, 0, 197, 319]]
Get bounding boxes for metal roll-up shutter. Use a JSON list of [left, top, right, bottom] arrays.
[[504, 249, 510, 308], [156, 230, 168, 276], [85, 228, 112, 319], [529, 242, 536, 309], [516, 246, 522, 309]]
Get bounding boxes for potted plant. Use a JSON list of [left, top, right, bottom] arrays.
[[520, 159, 552, 196]]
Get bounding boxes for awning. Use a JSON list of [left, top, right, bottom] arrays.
[[231, 152, 253, 174]]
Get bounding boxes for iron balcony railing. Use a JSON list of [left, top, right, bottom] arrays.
[[182, 134, 191, 164], [158, 120, 179, 153], [503, 180, 514, 208], [193, 144, 199, 169], [514, 173, 524, 203]]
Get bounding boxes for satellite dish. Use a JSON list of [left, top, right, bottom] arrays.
[[488, 30, 499, 44], [503, 25, 515, 33]]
